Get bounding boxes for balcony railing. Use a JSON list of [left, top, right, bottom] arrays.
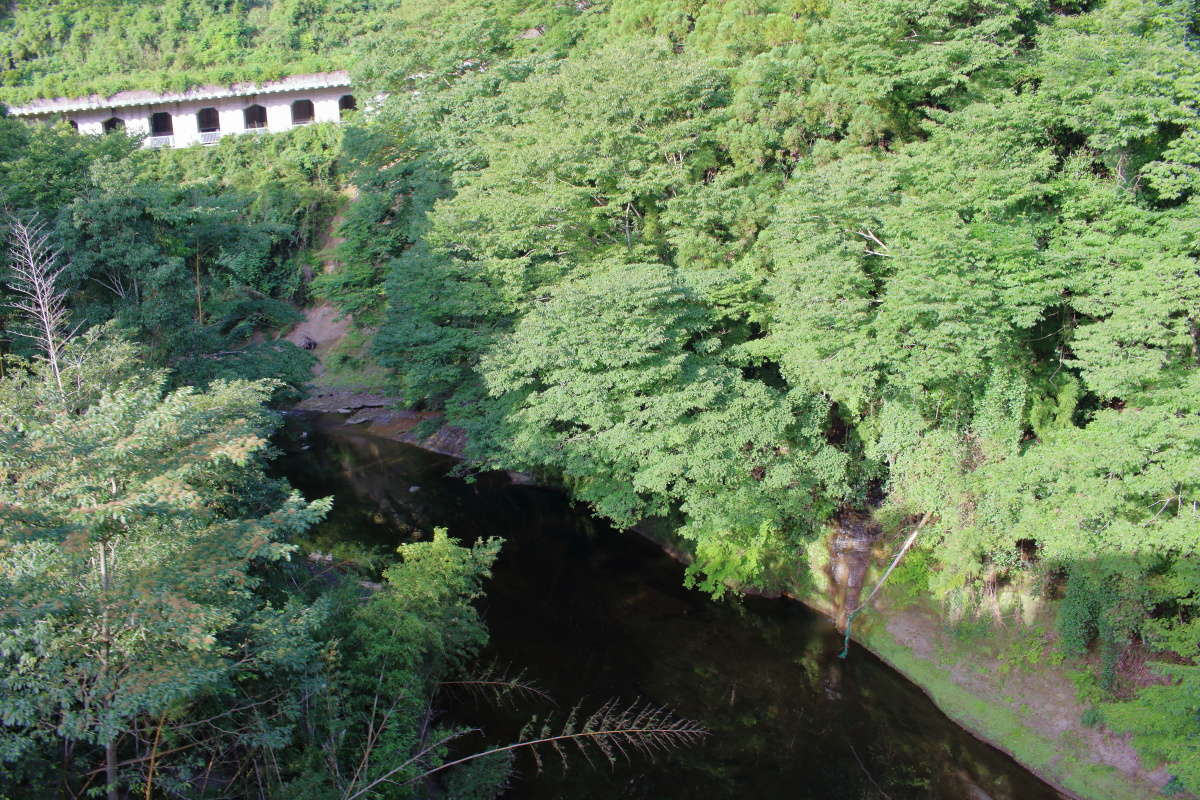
[[145, 135, 174, 149], [199, 131, 223, 145]]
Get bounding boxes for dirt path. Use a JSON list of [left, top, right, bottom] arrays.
[[284, 185, 359, 376]]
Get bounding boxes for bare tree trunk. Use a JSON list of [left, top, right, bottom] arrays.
[[97, 540, 118, 800], [194, 249, 204, 324], [143, 712, 166, 800], [106, 739, 118, 800]]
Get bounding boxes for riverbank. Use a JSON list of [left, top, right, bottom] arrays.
[[294, 389, 468, 457], [797, 568, 1171, 800], [632, 518, 1173, 800], [291, 404, 1173, 800]]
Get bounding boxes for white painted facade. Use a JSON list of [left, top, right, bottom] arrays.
[[7, 72, 355, 149]]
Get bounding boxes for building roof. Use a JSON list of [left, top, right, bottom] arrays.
[[7, 71, 351, 117]]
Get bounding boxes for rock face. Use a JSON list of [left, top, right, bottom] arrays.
[[294, 391, 471, 459], [825, 510, 880, 631]]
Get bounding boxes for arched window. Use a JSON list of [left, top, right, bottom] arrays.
[[150, 112, 173, 136], [243, 104, 267, 129], [291, 99, 314, 125], [103, 117, 124, 133], [197, 107, 220, 133], [338, 94, 357, 119]]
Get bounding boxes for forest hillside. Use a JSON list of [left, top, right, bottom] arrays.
[[0, 0, 1198, 797]]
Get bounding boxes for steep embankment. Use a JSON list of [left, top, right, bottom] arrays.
[[650, 519, 1176, 800], [846, 610, 1164, 800], [286, 195, 470, 457], [284, 187, 355, 372], [283, 185, 395, 393], [288, 193, 1180, 795], [272, 2, 1200, 792], [287, 166, 1179, 800]]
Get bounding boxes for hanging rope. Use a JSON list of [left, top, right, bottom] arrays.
[[838, 512, 932, 659]]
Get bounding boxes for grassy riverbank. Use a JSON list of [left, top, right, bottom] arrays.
[[613, 514, 1174, 800], [849, 617, 1151, 800], [795, 540, 1174, 800]]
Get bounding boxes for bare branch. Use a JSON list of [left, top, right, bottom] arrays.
[[92, 272, 130, 299], [5, 213, 72, 393], [853, 228, 893, 258]]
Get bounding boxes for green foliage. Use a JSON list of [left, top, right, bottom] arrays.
[[367, 529, 500, 677], [1105, 666, 1200, 793], [0, 115, 139, 212], [0, 119, 338, 396], [54, 162, 314, 388], [280, 530, 504, 800], [1058, 569, 1105, 658], [479, 265, 849, 588], [1027, 373, 1081, 441], [0, 0, 402, 104], [140, 122, 345, 255], [886, 546, 936, 606], [4, 0, 1200, 789], [325, 0, 1200, 787], [0, 328, 510, 797], [0, 328, 331, 796]]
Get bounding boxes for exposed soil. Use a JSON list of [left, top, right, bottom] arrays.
[[285, 185, 358, 376], [1110, 639, 1178, 699], [284, 303, 351, 375]]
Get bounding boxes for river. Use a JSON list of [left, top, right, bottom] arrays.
[[275, 414, 1066, 800]]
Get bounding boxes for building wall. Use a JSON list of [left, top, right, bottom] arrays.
[[35, 85, 355, 148], [314, 95, 341, 124]]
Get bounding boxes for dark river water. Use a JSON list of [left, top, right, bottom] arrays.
[[275, 415, 1065, 800]]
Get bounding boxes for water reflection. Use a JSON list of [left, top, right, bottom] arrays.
[[275, 415, 1065, 800]]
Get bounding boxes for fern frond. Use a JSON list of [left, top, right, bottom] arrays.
[[431, 699, 706, 777], [342, 700, 707, 800], [439, 661, 554, 706]]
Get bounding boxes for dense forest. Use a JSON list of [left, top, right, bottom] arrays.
[[0, 0, 401, 103], [1, 0, 1199, 797]]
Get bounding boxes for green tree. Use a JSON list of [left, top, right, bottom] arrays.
[[56, 160, 316, 393], [0, 326, 328, 798], [479, 266, 849, 590], [281, 530, 505, 799]]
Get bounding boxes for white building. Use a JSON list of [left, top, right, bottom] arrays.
[[6, 71, 356, 149]]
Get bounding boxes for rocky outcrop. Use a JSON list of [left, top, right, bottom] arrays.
[[294, 391, 469, 458], [825, 510, 880, 631]]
